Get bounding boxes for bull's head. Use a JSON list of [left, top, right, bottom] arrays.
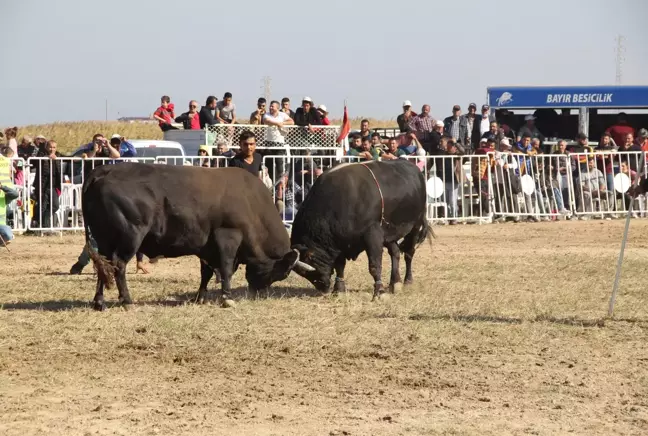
[[245, 249, 314, 291], [290, 244, 333, 292]]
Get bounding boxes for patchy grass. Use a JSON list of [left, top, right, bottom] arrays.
[[1, 221, 648, 435]]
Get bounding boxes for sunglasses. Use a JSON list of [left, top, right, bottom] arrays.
[[190, 105, 197, 108]]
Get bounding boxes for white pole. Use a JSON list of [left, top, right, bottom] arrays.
[[609, 152, 646, 317]]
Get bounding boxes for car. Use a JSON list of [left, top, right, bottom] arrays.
[[63, 140, 188, 183]]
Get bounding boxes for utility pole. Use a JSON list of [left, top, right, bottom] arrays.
[[615, 34, 625, 86], [261, 76, 272, 101]]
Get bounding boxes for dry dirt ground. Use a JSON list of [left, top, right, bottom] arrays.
[[1, 221, 648, 436]]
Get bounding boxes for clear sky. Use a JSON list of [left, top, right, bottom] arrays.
[[1, 0, 647, 125]]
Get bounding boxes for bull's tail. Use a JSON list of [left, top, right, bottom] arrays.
[[399, 215, 435, 254], [82, 176, 115, 289], [86, 240, 116, 289]]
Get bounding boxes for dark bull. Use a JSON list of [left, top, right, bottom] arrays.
[[82, 163, 312, 310], [289, 159, 434, 299]]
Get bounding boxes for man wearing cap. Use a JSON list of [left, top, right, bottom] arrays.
[[518, 114, 545, 146], [426, 120, 445, 154], [17, 135, 38, 160], [397, 101, 417, 133], [476, 104, 496, 142], [317, 105, 330, 125], [637, 128, 648, 152], [293, 96, 321, 128], [443, 105, 469, 148]]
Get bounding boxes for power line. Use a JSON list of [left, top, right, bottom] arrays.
[[615, 34, 626, 86]]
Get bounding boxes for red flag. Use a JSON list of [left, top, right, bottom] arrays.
[[336, 104, 351, 146]]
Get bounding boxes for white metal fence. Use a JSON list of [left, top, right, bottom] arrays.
[[205, 124, 347, 153], [5, 151, 648, 234]]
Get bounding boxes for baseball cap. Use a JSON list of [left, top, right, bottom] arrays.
[[302, 96, 312, 103], [468, 103, 477, 109], [577, 132, 588, 140], [434, 120, 444, 127], [524, 114, 536, 121], [638, 128, 648, 138], [402, 100, 412, 107], [35, 134, 46, 140], [500, 138, 511, 147], [482, 104, 490, 110], [110, 134, 122, 140], [317, 104, 327, 113], [480, 138, 487, 144]]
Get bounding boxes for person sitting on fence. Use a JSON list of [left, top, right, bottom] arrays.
[[216, 92, 237, 124], [0, 165, 19, 246], [578, 157, 614, 218], [229, 130, 263, 176], [199, 96, 220, 128], [153, 95, 177, 132], [349, 137, 379, 161], [381, 137, 407, 160], [175, 100, 201, 130]]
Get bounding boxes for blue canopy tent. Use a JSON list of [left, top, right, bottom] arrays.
[[486, 85, 648, 139]]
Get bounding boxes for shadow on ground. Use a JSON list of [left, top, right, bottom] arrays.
[[0, 286, 326, 312]]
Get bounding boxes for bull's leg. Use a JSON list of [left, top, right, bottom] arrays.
[[365, 226, 386, 300], [213, 229, 243, 308], [195, 260, 214, 304], [114, 261, 133, 307], [386, 242, 402, 294], [333, 255, 347, 294], [93, 278, 105, 311], [400, 229, 420, 286]]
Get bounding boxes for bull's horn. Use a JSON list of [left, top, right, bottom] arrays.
[[295, 260, 315, 272]]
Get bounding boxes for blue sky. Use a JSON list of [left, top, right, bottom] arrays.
[[1, 0, 647, 125]]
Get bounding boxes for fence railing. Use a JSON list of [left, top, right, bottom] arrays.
[[205, 124, 347, 153], [4, 151, 648, 234]]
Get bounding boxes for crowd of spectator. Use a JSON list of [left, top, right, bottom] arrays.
[[2, 95, 648, 244]]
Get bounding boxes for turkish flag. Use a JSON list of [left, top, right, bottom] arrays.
[[336, 104, 351, 146]]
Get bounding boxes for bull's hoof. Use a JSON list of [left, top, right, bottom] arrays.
[[121, 303, 133, 311], [371, 292, 390, 302], [404, 278, 413, 286], [333, 280, 346, 294], [93, 301, 106, 312], [194, 290, 207, 304], [389, 282, 403, 294], [219, 297, 236, 308]]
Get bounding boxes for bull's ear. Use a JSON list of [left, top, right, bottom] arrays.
[[272, 250, 300, 281]]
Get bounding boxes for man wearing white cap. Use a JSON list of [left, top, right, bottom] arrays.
[[293, 96, 321, 128], [317, 105, 330, 125], [397, 100, 417, 133], [518, 114, 545, 147]]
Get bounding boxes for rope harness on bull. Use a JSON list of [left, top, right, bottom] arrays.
[[360, 162, 390, 227]]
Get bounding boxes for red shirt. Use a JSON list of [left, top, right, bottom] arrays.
[[154, 104, 175, 127], [189, 112, 200, 130], [321, 117, 330, 126], [606, 123, 634, 147]]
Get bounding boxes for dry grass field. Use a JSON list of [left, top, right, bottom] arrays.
[[6, 117, 395, 155], [1, 221, 648, 435]]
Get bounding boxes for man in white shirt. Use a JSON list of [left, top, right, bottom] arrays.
[[263, 100, 295, 182]]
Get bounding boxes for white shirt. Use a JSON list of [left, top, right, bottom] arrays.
[[263, 112, 291, 143], [480, 116, 491, 137]]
